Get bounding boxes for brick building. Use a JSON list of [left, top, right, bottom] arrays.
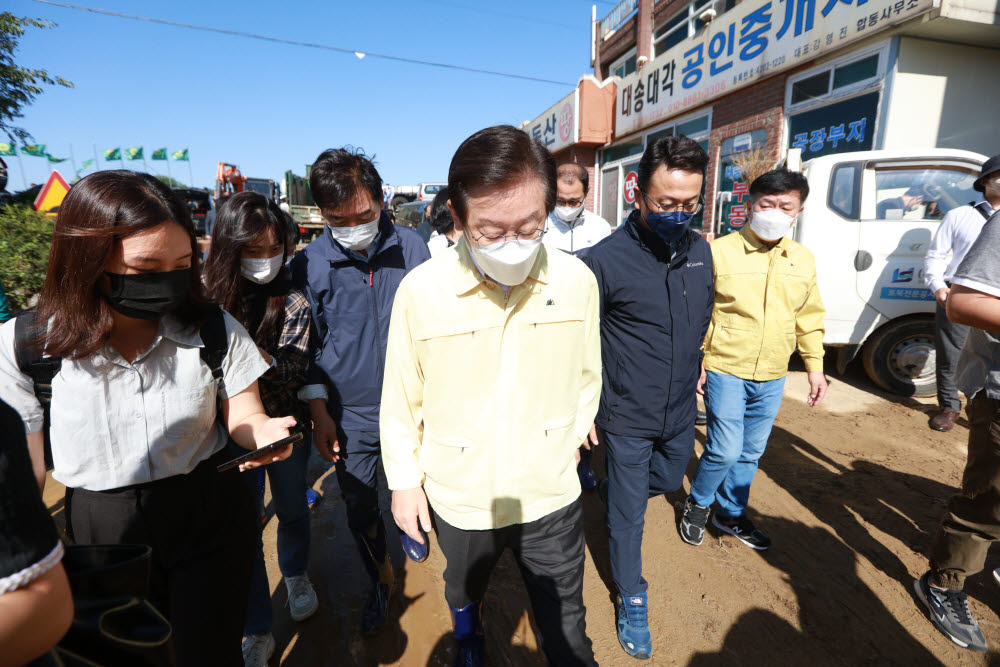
[[523, 0, 1000, 235]]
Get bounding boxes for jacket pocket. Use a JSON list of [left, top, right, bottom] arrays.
[[542, 414, 575, 437]]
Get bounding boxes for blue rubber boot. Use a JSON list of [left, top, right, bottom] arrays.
[[615, 591, 652, 659], [450, 602, 484, 667]]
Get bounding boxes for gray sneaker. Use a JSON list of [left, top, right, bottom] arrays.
[[285, 574, 319, 622], [242, 632, 275, 667], [679, 496, 711, 546], [914, 572, 987, 652]]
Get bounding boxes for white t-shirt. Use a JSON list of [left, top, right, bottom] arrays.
[[427, 233, 457, 257], [543, 209, 613, 254]]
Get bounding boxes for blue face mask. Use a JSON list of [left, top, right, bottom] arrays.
[[643, 210, 693, 244]]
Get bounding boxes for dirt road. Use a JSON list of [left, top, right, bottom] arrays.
[[246, 360, 1000, 666], [45, 359, 996, 665]]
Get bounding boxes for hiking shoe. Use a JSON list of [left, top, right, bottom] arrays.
[[679, 497, 711, 546], [712, 514, 771, 550], [914, 572, 986, 652], [285, 574, 318, 622], [615, 592, 652, 659], [242, 632, 275, 667], [361, 582, 390, 633]]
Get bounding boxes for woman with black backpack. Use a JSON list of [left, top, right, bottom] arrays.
[[203, 191, 316, 667], [0, 170, 296, 665]]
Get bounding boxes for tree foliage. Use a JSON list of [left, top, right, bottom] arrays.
[[0, 204, 54, 311], [0, 12, 74, 144], [155, 174, 187, 188]]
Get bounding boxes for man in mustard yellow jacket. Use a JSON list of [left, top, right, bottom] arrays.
[[381, 126, 601, 666], [680, 169, 827, 551]]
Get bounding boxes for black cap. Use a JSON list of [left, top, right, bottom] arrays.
[[975, 154, 1000, 193]]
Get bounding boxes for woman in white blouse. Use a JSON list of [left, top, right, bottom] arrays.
[[0, 170, 296, 665]]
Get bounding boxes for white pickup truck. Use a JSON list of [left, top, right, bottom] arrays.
[[791, 148, 987, 396]]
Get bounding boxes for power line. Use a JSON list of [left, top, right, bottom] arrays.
[[31, 0, 576, 87]]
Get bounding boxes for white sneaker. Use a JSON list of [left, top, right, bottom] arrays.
[[285, 573, 319, 622], [242, 632, 275, 667]]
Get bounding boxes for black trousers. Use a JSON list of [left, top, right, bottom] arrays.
[[433, 498, 597, 667], [935, 301, 971, 411], [66, 448, 256, 666]]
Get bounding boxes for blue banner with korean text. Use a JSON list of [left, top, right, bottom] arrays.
[[788, 91, 879, 159], [615, 0, 933, 136]]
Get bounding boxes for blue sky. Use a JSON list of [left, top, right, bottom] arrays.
[[7, 0, 613, 192]]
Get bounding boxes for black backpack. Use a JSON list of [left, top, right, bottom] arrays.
[[13, 306, 230, 454]]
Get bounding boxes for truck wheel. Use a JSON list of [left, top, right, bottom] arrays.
[[861, 318, 936, 397], [391, 195, 408, 209]]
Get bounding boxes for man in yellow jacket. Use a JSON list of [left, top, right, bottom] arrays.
[[381, 125, 602, 666], [679, 168, 827, 551]]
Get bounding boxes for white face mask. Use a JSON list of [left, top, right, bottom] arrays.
[[240, 253, 284, 284], [749, 208, 797, 241], [467, 236, 543, 286], [553, 205, 584, 223], [328, 217, 380, 251]]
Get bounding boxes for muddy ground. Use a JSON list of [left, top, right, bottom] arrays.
[[44, 358, 1000, 665]]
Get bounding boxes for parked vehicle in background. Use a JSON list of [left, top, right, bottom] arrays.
[[386, 182, 446, 209], [173, 187, 212, 235], [244, 177, 277, 200], [395, 201, 433, 242], [786, 147, 986, 397], [282, 168, 325, 244]]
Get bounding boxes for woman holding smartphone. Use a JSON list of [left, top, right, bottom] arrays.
[[0, 171, 294, 665], [203, 191, 316, 667]]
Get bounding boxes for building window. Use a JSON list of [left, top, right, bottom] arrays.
[[653, 0, 735, 58], [610, 48, 637, 79], [788, 51, 883, 112], [786, 47, 888, 161]]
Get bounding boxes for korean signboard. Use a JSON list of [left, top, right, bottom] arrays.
[[787, 91, 878, 159], [615, 0, 932, 136], [525, 90, 579, 154]]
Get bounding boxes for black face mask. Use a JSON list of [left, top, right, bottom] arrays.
[[104, 268, 192, 320]]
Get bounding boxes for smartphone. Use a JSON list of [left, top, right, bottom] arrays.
[[216, 432, 304, 473]]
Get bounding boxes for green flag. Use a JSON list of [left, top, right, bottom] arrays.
[[152, 147, 167, 161], [77, 159, 94, 177], [46, 153, 69, 163], [22, 144, 46, 157], [172, 148, 189, 162], [103, 148, 121, 161], [125, 147, 144, 161], [0, 143, 15, 156]]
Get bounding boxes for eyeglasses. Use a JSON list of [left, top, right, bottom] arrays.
[[471, 228, 546, 247], [555, 198, 585, 207], [641, 191, 703, 215]]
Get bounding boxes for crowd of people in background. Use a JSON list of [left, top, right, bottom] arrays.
[[1, 124, 999, 666]]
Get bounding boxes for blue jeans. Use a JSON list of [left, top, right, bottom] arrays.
[[690, 372, 785, 519], [604, 426, 695, 596], [240, 434, 312, 636]]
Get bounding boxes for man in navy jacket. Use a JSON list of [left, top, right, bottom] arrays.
[[291, 148, 430, 632], [580, 135, 714, 661]]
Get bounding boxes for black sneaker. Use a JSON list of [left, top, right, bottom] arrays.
[[679, 497, 710, 546], [914, 572, 986, 652], [712, 514, 771, 550], [361, 582, 390, 633]]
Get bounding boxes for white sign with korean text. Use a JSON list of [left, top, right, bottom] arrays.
[[526, 89, 580, 154], [615, 0, 933, 136]]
